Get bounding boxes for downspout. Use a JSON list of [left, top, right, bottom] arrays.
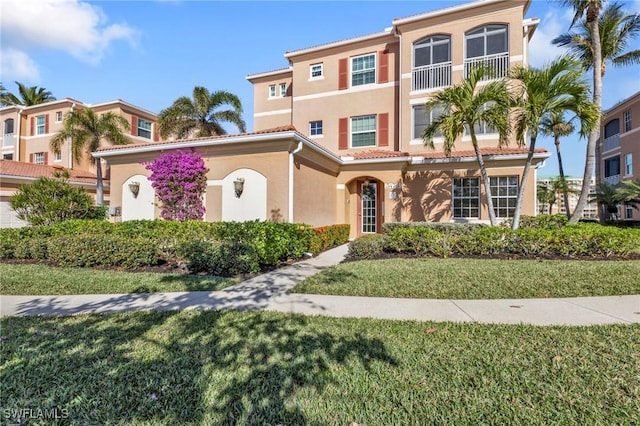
[[394, 27, 403, 151], [522, 24, 529, 67], [68, 102, 76, 168], [16, 106, 24, 161], [288, 140, 303, 223]]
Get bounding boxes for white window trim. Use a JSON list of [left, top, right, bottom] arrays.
[[624, 110, 632, 133], [351, 53, 376, 88], [268, 85, 276, 98], [452, 177, 480, 219], [350, 115, 377, 149], [54, 150, 62, 162], [624, 153, 633, 177], [279, 83, 287, 97], [34, 152, 45, 165], [464, 24, 509, 60], [137, 118, 152, 139], [55, 111, 63, 123], [309, 120, 323, 138], [490, 176, 518, 219], [309, 63, 324, 81], [36, 115, 46, 135]]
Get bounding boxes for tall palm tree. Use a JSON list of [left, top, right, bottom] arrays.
[[509, 56, 599, 229], [0, 81, 56, 106], [590, 182, 626, 220], [422, 67, 512, 226], [537, 181, 557, 214], [158, 86, 246, 139], [540, 111, 576, 218], [50, 108, 130, 206]]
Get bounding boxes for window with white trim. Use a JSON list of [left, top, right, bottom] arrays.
[[452, 177, 479, 218], [268, 85, 276, 98], [310, 120, 323, 136], [624, 109, 632, 132], [54, 150, 62, 162], [465, 25, 508, 58], [626, 205, 634, 220], [138, 118, 152, 139], [310, 63, 323, 79], [351, 115, 376, 148], [490, 176, 518, 218], [466, 102, 497, 136], [3, 118, 14, 135], [34, 152, 45, 165], [413, 104, 443, 139], [625, 153, 633, 176], [280, 83, 287, 97], [36, 115, 46, 135], [351, 53, 375, 86], [56, 111, 63, 122]]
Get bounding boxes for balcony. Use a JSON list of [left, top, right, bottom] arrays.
[[412, 62, 452, 91], [604, 174, 621, 185], [602, 133, 620, 152], [464, 52, 509, 80], [3, 133, 13, 148]]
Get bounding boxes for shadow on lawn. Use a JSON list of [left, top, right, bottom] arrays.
[[1, 310, 397, 424]]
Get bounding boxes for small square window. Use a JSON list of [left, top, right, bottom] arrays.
[[34, 152, 45, 164], [310, 63, 323, 79], [310, 121, 323, 136], [268, 85, 276, 98], [55, 111, 63, 122], [280, 83, 287, 97]]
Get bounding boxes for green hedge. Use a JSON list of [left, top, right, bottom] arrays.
[[177, 240, 260, 276], [382, 222, 485, 235]]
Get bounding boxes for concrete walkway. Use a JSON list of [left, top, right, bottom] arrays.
[[1, 244, 639, 326]]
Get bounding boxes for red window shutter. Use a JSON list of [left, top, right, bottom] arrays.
[[44, 152, 49, 164], [30, 117, 34, 136], [45, 114, 49, 134], [338, 58, 348, 90], [338, 118, 348, 150], [131, 116, 138, 136], [378, 113, 389, 147], [29, 153, 34, 163], [378, 51, 389, 84], [153, 125, 159, 142]]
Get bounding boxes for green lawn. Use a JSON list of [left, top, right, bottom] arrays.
[[0, 263, 239, 295], [291, 258, 640, 299], [1, 311, 638, 424]]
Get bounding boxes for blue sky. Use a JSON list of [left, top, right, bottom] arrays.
[[1, 0, 639, 178]]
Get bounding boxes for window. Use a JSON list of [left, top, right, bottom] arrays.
[[453, 177, 480, 218], [268, 85, 276, 98], [36, 115, 46, 135], [413, 104, 443, 139], [280, 83, 287, 97], [309, 120, 323, 136], [466, 25, 508, 58], [3, 153, 13, 160], [56, 111, 63, 122], [626, 205, 634, 220], [412, 36, 452, 90], [604, 119, 620, 138], [4, 118, 14, 135], [351, 53, 375, 86], [490, 176, 518, 218], [54, 150, 62, 162], [351, 115, 376, 148], [625, 153, 633, 176], [138, 118, 152, 139], [34, 152, 45, 165], [310, 63, 323, 79], [604, 156, 620, 177], [465, 103, 497, 136], [624, 110, 632, 132]]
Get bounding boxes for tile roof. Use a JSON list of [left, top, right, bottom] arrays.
[[346, 150, 410, 160], [347, 147, 547, 160], [96, 125, 298, 152], [0, 160, 99, 184]]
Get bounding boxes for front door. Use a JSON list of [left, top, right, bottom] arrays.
[[359, 181, 378, 234]]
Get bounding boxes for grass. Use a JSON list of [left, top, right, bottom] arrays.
[[1, 311, 638, 424], [0, 263, 240, 295], [291, 258, 640, 299]]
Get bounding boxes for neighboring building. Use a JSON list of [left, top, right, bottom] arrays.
[[537, 177, 597, 219], [596, 91, 640, 220], [97, 0, 551, 239]]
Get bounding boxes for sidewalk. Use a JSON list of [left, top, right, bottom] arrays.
[[2, 244, 639, 326]]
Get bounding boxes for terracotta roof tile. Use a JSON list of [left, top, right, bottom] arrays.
[[96, 125, 298, 152], [347, 150, 410, 160], [414, 147, 548, 159], [0, 160, 99, 184]]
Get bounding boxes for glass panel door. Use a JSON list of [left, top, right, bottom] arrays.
[[361, 182, 377, 233]]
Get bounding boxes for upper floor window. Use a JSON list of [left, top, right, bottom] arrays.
[[625, 153, 633, 176], [36, 115, 46, 135], [3, 153, 13, 160], [310, 63, 323, 79], [624, 110, 632, 132], [604, 156, 620, 177], [54, 150, 62, 162], [279, 83, 287, 97], [138, 118, 152, 139], [464, 25, 508, 79], [55, 111, 63, 122], [268, 85, 276, 98], [3, 118, 14, 135], [604, 118, 620, 138], [310, 120, 323, 136], [351, 53, 376, 87], [413, 104, 443, 139], [34, 152, 45, 165], [412, 35, 451, 90], [351, 115, 376, 147]]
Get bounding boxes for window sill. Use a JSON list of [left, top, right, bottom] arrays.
[[310, 134, 324, 139], [410, 137, 443, 146], [308, 76, 324, 82]]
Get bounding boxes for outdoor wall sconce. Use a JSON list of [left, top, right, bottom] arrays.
[[233, 178, 245, 198], [128, 181, 140, 198]]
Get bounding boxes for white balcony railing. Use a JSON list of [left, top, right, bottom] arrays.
[[2, 134, 13, 148], [602, 134, 620, 152], [604, 174, 621, 185], [412, 62, 452, 91], [464, 52, 509, 80]]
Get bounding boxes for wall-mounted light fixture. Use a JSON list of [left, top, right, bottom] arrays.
[[128, 181, 140, 198], [233, 177, 245, 198]]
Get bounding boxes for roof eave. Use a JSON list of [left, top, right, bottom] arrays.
[[284, 30, 393, 59]]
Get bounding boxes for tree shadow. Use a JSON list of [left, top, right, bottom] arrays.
[[392, 171, 452, 222]]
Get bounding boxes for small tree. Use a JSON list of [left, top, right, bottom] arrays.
[[10, 170, 106, 226], [144, 150, 209, 221]]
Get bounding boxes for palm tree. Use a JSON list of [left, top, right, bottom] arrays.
[[590, 182, 625, 220], [0, 81, 56, 106], [540, 111, 576, 217], [158, 86, 246, 139], [50, 108, 130, 206], [537, 182, 557, 214], [509, 56, 599, 229], [422, 67, 512, 226]]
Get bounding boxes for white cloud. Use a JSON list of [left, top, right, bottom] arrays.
[[0, 48, 41, 82], [0, 0, 139, 65], [528, 7, 574, 67]]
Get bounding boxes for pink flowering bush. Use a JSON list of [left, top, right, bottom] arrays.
[[144, 150, 209, 221]]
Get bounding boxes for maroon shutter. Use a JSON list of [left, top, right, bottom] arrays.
[[29, 153, 34, 163], [44, 152, 49, 164], [378, 51, 389, 84], [30, 117, 34, 135], [45, 114, 49, 133], [131, 116, 138, 136], [378, 113, 389, 147], [338, 58, 348, 90], [153, 125, 159, 142], [338, 118, 348, 150]]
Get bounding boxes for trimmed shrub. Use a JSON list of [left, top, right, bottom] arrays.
[[0, 228, 20, 259], [383, 221, 484, 235], [309, 224, 350, 253], [347, 234, 387, 259], [508, 214, 569, 230], [47, 235, 158, 268], [178, 240, 260, 276]]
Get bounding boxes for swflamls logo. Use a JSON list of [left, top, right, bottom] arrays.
[[3, 407, 69, 421]]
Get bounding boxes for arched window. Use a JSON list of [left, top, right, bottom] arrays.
[[464, 25, 508, 79], [604, 119, 620, 138], [412, 35, 451, 90], [4, 118, 14, 135]]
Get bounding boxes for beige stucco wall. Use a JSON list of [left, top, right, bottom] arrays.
[[292, 156, 338, 227], [250, 72, 293, 132]]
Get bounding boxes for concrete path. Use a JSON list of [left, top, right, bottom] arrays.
[[2, 244, 639, 326]]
